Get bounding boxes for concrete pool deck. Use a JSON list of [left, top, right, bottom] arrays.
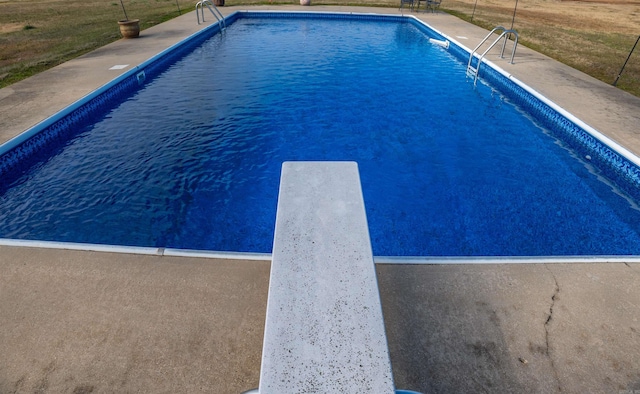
[[1, 6, 639, 393]]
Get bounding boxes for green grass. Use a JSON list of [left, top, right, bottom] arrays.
[[0, 0, 191, 88]]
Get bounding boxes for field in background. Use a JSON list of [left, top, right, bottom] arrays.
[[0, 0, 194, 87], [0, 0, 639, 96], [440, 0, 640, 96]]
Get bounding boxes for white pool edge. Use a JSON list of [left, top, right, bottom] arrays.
[[2, 11, 640, 263], [2, 238, 639, 264]]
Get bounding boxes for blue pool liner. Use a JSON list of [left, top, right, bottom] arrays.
[[1, 10, 639, 203]]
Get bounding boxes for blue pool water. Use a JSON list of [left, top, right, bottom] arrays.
[[2, 15, 640, 256]]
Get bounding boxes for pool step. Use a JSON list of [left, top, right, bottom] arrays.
[[466, 65, 478, 79]]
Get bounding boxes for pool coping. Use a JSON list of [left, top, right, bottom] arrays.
[[3, 237, 640, 264]]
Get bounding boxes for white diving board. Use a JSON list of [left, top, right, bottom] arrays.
[[258, 161, 395, 393]]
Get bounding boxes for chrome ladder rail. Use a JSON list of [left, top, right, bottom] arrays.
[[466, 26, 518, 85], [196, 0, 226, 30]]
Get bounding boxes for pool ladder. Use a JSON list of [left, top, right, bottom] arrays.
[[466, 26, 518, 85], [196, 0, 226, 30]]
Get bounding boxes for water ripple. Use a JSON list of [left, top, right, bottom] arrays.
[[1, 18, 640, 255]]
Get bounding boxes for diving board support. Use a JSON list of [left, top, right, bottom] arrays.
[[258, 161, 395, 393]]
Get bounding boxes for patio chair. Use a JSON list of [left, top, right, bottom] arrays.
[[429, 0, 442, 11], [400, 0, 414, 11], [416, 0, 441, 12]]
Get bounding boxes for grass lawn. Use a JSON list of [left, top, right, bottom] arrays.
[[0, 0, 193, 87], [0, 0, 639, 96], [440, 0, 640, 96]]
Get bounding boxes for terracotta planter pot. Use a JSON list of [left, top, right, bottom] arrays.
[[214, 0, 224, 6], [118, 19, 140, 39]]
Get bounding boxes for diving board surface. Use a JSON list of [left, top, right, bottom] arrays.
[[259, 161, 394, 393]]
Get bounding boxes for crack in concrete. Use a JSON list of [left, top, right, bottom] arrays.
[[544, 265, 562, 392]]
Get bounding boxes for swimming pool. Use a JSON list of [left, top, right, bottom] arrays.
[[1, 12, 640, 256]]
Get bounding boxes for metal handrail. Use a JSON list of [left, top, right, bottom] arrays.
[[196, 0, 226, 30], [466, 26, 518, 85]]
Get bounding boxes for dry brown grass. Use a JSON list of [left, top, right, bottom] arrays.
[[0, 0, 639, 95], [0, 0, 194, 85], [440, 0, 640, 94]]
